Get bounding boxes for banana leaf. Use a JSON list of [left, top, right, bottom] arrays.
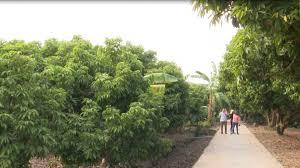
[[144, 72, 178, 84], [150, 84, 165, 94]]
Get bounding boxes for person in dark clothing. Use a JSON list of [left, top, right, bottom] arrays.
[[230, 110, 234, 134]]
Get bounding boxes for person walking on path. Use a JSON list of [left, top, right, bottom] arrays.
[[232, 111, 241, 135], [229, 110, 234, 134], [219, 108, 228, 134]]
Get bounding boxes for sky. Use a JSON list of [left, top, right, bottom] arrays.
[[0, 1, 238, 83]]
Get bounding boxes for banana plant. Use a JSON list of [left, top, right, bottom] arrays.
[[191, 62, 230, 124]]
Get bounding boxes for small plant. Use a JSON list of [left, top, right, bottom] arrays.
[[194, 121, 211, 137], [48, 157, 62, 168]]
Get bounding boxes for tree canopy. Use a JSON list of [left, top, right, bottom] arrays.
[[193, 0, 300, 134], [0, 36, 209, 167]]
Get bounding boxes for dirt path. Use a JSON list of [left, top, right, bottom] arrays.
[[249, 126, 300, 168], [193, 124, 282, 168]]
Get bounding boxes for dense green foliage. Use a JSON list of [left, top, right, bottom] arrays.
[[219, 28, 300, 133], [0, 40, 66, 167], [0, 37, 208, 167], [147, 61, 190, 130], [187, 84, 208, 125], [193, 0, 300, 134]]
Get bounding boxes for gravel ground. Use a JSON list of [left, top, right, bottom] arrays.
[[248, 125, 300, 168]]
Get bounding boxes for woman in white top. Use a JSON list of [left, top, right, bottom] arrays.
[[219, 108, 228, 134]]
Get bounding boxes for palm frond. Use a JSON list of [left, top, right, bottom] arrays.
[[211, 61, 217, 75], [193, 71, 210, 82]]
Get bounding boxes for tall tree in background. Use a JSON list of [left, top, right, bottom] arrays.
[[192, 0, 300, 134], [192, 65, 215, 123]]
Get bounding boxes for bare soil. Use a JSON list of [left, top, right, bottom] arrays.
[[30, 128, 216, 168], [29, 156, 63, 168], [152, 129, 216, 168], [248, 125, 300, 168]]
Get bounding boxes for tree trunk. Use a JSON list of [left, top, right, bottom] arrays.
[[266, 109, 276, 128], [207, 94, 212, 124], [275, 110, 287, 135], [270, 110, 276, 127], [211, 93, 214, 121], [100, 158, 108, 168], [276, 126, 285, 135], [266, 112, 270, 126]]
